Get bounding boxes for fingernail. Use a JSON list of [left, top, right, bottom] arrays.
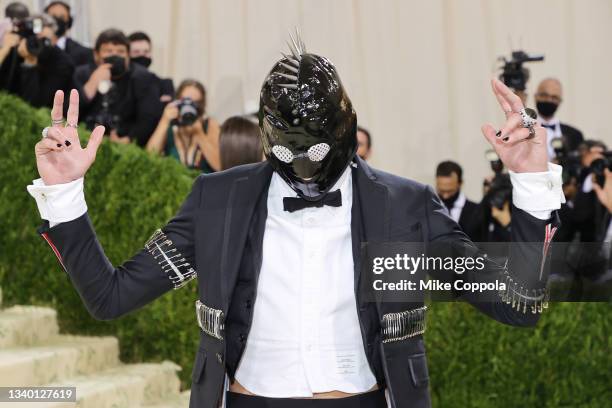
[[502, 136, 509, 142], [56, 143, 62, 148], [65, 140, 71, 146], [495, 130, 502, 137]]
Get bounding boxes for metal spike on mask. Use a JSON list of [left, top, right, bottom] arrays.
[[277, 72, 298, 81], [279, 62, 299, 73]]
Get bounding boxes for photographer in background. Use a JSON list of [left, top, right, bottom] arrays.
[[128, 31, 174, 103], [0, 13, 73, 108], [356, 125, 372, 160], [0, 2, 28, 45], [435, 160, 482, 241], [44, 1, 93, 67], [483, 174, 513, 243], [146, 79, 220, 172], [73, 28, 163, 146], [535, 78, 584, 159], [219, 116, 263, 170]]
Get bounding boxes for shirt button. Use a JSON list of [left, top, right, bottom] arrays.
[[547, 180, 554, 190], [305, 216, 316, 226]]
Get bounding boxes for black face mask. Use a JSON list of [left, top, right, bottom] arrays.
[[441, 190, 460, 212], [259, 38, 357, 201], [131, 56, 151, 68], [53, 17, 68, 37], [536, 101, 559, 118], [103, 55, 127, 79]]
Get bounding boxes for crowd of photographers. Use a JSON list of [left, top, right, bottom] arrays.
[[1, 3, 609, 296], [435, 74, 611, 298]]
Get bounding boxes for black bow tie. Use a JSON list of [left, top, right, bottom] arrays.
[[542, 123, 556, 130], [283, 190, 342, 213]]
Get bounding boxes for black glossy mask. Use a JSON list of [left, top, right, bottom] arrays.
[[103, 55, 127, 79], [259, 38, 357, 201], [536, 101, 558, 118], [53, 17, 67, 37]]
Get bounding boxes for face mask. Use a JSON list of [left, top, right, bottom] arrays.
[[131, 56, 151, 68], [536, 101, 558, 118], [103, 55, 127, 79], [441, 191, 460, 211], [53, 17, 67, 37]]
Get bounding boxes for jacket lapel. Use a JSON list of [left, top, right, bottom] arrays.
[[219, 162, 273, 313], [351, 157, 390, 293]]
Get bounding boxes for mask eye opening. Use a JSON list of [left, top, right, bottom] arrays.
[[272, 145, 294, 163], [307, 143, 331, 162]]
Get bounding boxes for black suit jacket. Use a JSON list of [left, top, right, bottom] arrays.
[[559, 123, 584, 152], [64, 38, 94, 67], [37, 158, 558, 408]]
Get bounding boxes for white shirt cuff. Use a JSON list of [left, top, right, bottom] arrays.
[[26, 177, 87, 227], [509, 162, 565, 220]]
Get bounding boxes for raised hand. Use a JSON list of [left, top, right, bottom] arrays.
[[481, 78, 548, 173], [35, 89, 105, 185]]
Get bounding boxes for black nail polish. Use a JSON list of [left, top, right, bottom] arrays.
[[65, 140, 71, 146], [56, 143, 62, 148], [502, 136, 509, 142], [496, 130, 502, 137]]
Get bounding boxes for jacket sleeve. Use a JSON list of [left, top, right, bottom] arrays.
[[424, 185, 559, 327], [37, 175, 203, 321]]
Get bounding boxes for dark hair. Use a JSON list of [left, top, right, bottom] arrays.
[[219, 116, 263, 170], [436, 160, 463, 183], [176, 79, 206, 114], [5, 2, 29, 19], [94, 29, 129, 52], [128, 31, 151, 44], [579, 139, 607, 152], [357, 126, 372, 148], [44, 1, 70, 14]]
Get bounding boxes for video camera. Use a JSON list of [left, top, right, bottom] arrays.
[[485, 173, 512, 210], [498, 50, 544, 91], [12, 16, 51, 57]]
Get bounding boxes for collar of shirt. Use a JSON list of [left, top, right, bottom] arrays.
[[267, 165, 352, 227], [453, 191, 466, 211], [56, 36, 67, 50]]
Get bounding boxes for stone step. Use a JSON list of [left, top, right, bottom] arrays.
[[0, 361, 182, 408], [0, 335, 119, 387], [140, 390, 192, 408], [0, 305, 59, 348]]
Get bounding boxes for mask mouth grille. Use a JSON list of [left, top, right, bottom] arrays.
[[272, 145, 294, 163], [307, 143, 330, 162]]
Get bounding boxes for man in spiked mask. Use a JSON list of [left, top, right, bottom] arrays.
[[27, 30, 564, 408]]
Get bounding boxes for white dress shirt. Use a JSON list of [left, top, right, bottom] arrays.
[[448, 192, 467, 223], [26, 162, 565, 398]]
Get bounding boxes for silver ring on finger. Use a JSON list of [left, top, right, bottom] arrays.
[[41, 127, 50, 139], [519, 108, 537, 129], [65, 121, 78, 128], [52, 118, 64, 126]]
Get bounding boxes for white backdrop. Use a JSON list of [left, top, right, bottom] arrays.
[[7, 0, 612, 199]]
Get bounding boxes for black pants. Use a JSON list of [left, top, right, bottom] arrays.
[[226, 389, 387, 408]]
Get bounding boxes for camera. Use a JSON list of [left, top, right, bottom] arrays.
[[485, 173, 512, 210], [175, 98, 199, 127], [551, 137, 582, 184], [590, 151, 612, 188], [12, 17, 51, 57], [498, 50, 544, 91], [485, 149, 504, 175]]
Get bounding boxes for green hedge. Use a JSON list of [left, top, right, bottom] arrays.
[[0, 92, 609, 407]]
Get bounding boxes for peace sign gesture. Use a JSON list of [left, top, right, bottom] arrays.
[[35, 89, 105, 185], [481, 78, 548, 173]]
